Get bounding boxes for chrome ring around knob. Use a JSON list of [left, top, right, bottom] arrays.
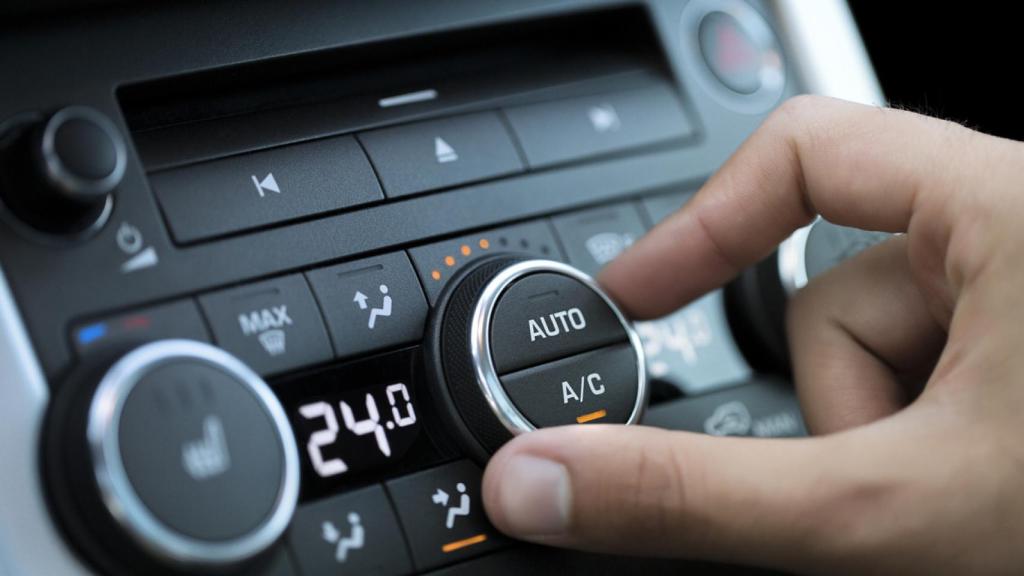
[[86, 339, 300, 567], [39, 105, 128, 200], [468, 259, 648, 436]]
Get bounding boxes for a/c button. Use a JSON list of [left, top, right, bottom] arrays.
[[500, 343, 639, 427], [489, 272, 627, 374]]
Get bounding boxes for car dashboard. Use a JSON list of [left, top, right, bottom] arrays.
[[0, 1, 882, 575]]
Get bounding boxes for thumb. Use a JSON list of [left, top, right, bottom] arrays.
[[482, 423, 911, 573]]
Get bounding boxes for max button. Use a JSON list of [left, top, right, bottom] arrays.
[[198, 274, 332, 376]]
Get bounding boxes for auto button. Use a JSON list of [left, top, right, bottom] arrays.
[[501, 343, 638, 427], [489, 272, 627, 373]]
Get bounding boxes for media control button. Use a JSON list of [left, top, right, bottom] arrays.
[[359, 112, 524, 198], [503, 85, 693, 168], [306, 252, 428, 359], [71, 299, 210, 358], [151, 136, 382, 243], [385, 460, 504, 571], [199, 275, 332, 376], [550, 201, 648, 276], [288, 485, 412, 576], [489, 272, 627, 374], [500, 343, 638, 427]]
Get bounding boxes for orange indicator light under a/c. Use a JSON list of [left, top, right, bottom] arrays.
[[442, 533, 488, 553], [479, 238, 490, 249], [576, 409, 607, 424]]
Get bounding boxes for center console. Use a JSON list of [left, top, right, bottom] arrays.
[[0, 1, 881, 575]]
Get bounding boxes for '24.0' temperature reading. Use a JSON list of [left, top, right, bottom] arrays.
[[299, 382, 417, 478]]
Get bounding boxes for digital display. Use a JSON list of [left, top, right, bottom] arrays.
[[290, 380, 422, 480]]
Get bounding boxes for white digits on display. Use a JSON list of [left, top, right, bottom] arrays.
[[298, 382, 418, 479], [340, 394, 392, 457], [386, 382, 417, 426], [299, 401, 348, 477]]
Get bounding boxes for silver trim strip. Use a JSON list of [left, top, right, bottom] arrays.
[[0, 265, 92, 576], [773, 0, 884, 105], [773, 0, 884, 295], [86, 340, 300, 567], [378, 89, 439, 108], [469, 260, 647, 434]]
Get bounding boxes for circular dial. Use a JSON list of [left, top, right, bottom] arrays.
[[426, 257, 647, 459], [729, 220, 892, 369], [0, 106, 125, 238], [46, 340, 299, 575]]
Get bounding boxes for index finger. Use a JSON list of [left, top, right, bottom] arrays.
[[599, 95, 972, 318]]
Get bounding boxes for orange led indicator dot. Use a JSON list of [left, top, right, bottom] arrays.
[[444, 256, 456, 267], [431, 270, 442, 281], [479, 238, 490, 249], [460, 244, 471, 256]]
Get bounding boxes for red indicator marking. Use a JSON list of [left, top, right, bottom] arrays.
[[121, 315, 152, 330]]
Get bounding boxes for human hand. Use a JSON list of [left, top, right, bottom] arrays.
[[482, 95, 1024, 575]]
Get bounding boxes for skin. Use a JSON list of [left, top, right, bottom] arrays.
[[481, 95, 1024, 575]]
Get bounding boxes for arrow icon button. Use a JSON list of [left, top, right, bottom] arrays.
[[353, 291, 369, 310], [431, 489, 449, 507]]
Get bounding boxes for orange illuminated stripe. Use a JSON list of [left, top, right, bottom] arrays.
[[576, 409, 607, 424], [442, 533, 488, 553]]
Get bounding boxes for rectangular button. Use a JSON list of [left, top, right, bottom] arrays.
[[500, 344, 639, 428], [503, 84, 694, 168], [198, 275, 332, 376], [385, 460, 505, 571], [288, 485, 412, 576], [550, 202, 648, 276], [643, 380, 806, 438], [408, 220, 563, 305], [489, 272, 627, 374], [359, 112, 524, 198], [306, 252, 428, 360], [152, 136, 383, 243], [71, 299, 210, 358]]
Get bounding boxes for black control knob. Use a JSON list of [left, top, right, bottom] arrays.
[[426, 257, 648, 460], [728, 219, 892, 370], [0, 106, 125, 237], [45, 340, 299, 575]]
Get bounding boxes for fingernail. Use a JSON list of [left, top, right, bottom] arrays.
[[496, 454, 572, 537]]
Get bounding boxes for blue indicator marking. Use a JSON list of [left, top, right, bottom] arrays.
[[77, 323, 107, 346]]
